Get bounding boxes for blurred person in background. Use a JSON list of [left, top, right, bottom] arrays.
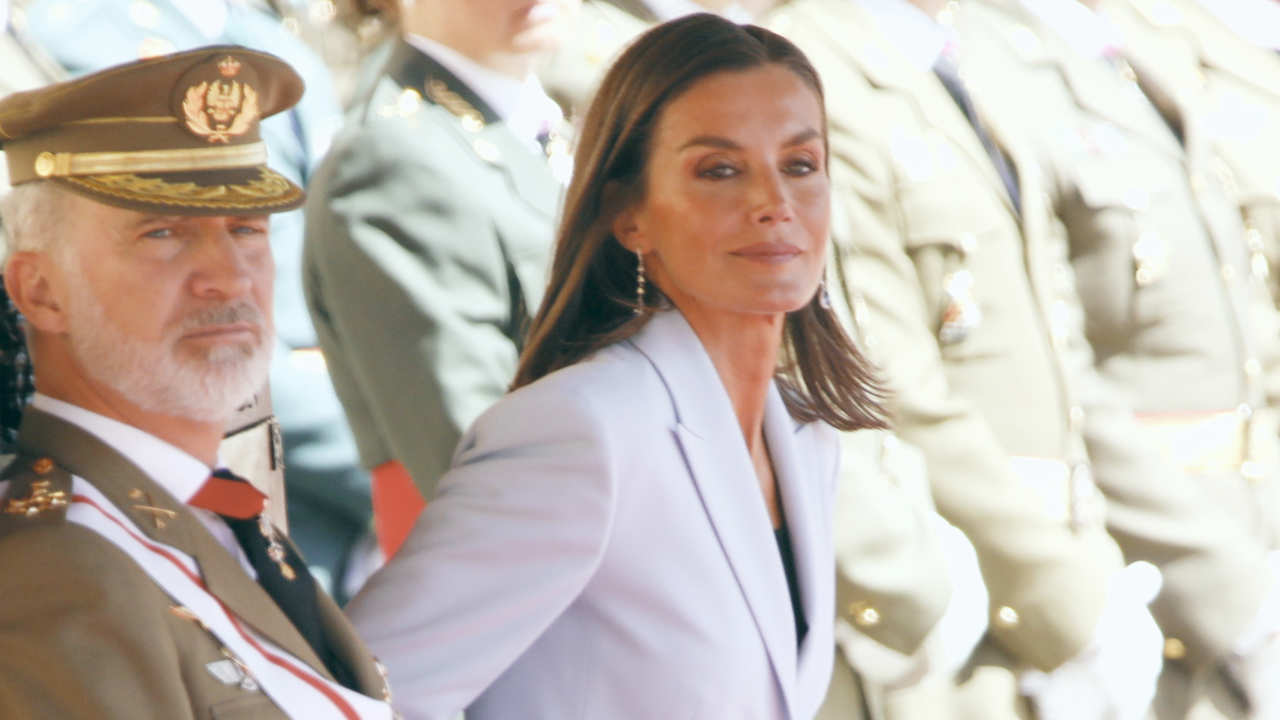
[[952, 1, 1280, 718], [303, 0, 577, 559], [21, 0, 377, 601]]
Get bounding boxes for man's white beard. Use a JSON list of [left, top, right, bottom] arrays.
[[64, 276, 272, 423]]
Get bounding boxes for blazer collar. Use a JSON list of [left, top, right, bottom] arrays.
[[804, 0, 1018, 217], [628, 310, 815, 717], [1128, 0, 1280, 99], [384, 39, 560, 220], [14, 408, 335, 683]]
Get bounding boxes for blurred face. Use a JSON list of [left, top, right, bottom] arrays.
[[56, 196, 273, 421], [619, 64, 830, 320], [410, 0, 579, 67]]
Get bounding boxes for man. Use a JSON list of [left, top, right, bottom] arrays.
[[22, 0, 376, 599], [0, 46, 393, 717], [951, 2, 1280, 717], [304, 0, 577, 556]]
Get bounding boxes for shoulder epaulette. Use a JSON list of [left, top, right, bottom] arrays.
[[0, 454, 72, 533]]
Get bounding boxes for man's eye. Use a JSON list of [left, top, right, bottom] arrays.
[[232, 224, 268, 236], [143, 228, 174, 239]]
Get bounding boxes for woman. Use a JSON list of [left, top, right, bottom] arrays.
[[346, 13, 887, 719]]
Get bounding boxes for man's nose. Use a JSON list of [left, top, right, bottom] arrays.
[[189, 228, 255, 300]]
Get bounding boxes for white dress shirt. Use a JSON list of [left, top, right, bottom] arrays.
[[29, 393, 256, 578], [1191, 0, 1280, 51], [854, 0, 952, 71], [404, 33, 564, 154]]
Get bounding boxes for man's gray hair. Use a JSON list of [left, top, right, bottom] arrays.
[[1, 181, 68, 268]]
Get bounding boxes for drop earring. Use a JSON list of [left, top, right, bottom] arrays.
[[635, 250, 647, 314], [819, 275, 833, 310]]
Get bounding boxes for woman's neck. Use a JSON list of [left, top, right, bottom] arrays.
[[676, 303, 784, 453]]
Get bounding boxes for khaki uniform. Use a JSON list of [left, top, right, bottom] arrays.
[[767, 0, 1215, 714], [955, 2, 1280, 717], [1102, 0, 1280, 317], [0, 409, 391, 718]]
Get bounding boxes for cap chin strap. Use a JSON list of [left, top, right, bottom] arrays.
[[32, 141, 267, 178]]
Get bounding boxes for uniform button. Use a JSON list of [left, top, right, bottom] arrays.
[[1247, 227, 1265, 252], [1069, 406, 1086, 433], [994, 605, 1020, 629], [1245, 358, 1262, 377], [1164, 637, 1187, 661], [849, 601, 881, 628]]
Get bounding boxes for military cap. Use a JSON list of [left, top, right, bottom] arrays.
[[0, 45, 304, 215]]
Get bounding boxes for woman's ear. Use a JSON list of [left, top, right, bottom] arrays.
[[611, 205, 642, 252], [5, 251, 69, 334]]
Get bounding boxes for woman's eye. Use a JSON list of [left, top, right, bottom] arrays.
[[698, 163, 739, 179], [784, 158, 818, 176]]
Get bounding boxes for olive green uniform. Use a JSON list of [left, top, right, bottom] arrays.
[[0, 409, 391, 719]]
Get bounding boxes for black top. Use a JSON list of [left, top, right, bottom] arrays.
[[774, 524, 808, 648]]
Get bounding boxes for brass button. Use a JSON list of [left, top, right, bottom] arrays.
[[849, 601, 881, 628], [31, 458, 53, 475], [1069, 405, 1086, 433], [994, 605, 1020, 629], [1245, 358, 1262, 378], [1164, 637, 1187, 660]]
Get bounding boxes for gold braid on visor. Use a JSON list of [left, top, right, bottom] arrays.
[[32, 141, 268, 178]]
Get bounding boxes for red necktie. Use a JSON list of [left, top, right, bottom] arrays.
[[189, 468, 266, 519]]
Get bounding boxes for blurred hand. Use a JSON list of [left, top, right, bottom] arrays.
[[1020, 561, 1164, 720]]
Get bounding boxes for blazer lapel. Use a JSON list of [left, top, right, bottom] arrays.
[[15, 409, 331, 680], [629, 311, 799, 716], [314, 585, 387, 698], [762, 390, 825, 679]]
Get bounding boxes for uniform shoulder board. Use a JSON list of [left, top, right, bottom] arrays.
[[0, 454, 72, 534]]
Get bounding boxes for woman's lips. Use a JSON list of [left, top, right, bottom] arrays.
[[730, 241, 802, 264]]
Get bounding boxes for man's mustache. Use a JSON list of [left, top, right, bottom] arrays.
[[180, 301, 266, 336]]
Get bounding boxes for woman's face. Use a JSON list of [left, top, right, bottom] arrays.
[[618, 64, 830, 322]]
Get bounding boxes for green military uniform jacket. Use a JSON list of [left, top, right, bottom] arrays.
[[769, 0, 1131, 675], [954, 0, 1276, 671], [304, 40, 559, 495], [1101, 0, 1280, 313], [0, 408, 389, 719]]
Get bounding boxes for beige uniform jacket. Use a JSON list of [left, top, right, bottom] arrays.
[[1102, 0, 1280, 313], [538, 0, 654, 121], [0, 408, 390, 719], [954, 0, 1274, 669], [770, 0, 1136, 673]]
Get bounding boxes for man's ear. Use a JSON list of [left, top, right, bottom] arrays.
[[5, 251, 68, 334]]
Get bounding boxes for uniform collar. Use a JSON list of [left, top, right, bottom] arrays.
[[1018, 0, 1122, 60], [853, 0, 953, 72], [29, 393, 213, 504], [1190, 0, 1280, 51], [404, 33, 563, 150]]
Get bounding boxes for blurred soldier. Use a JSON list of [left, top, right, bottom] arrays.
[[953, 1, 1280, 717], [765, 0, 1229, 717], [0, 46, 392, 717], [1100, 0, 1280, 315], [22, 0, 376, 600], [304, 0, 577, 558]]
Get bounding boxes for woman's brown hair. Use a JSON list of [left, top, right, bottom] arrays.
[[513, 13, 887, 432]]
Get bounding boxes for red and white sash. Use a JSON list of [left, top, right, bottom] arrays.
[[13, 476, 396, 720]]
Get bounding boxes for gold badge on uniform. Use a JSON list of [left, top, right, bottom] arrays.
[[3, 479, 68, 517], [179, 56, 260, 144], [939, 269, 983, 345]]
